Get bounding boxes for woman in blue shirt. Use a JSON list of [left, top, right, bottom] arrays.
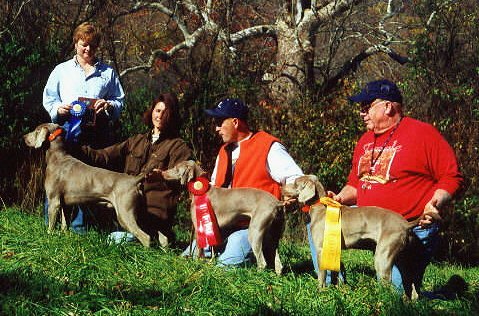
[[43, 21, 124, 148]]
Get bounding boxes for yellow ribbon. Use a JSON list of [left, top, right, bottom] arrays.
[[319, 197, 342, 271]]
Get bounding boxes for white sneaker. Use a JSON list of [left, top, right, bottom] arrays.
[[107, 231, 136, 245]]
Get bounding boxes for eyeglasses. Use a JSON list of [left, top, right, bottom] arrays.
[[359, 99, 386, 113]]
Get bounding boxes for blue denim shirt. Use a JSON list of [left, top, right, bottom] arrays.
[[43, 56, 125, 123]]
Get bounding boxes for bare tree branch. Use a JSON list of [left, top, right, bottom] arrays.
[[135, 1, 192, 39], [114, 0, 412, 103], [229, 25, 277, 44], [0, 0, 34, 38], [324, 44, 409, 93], [119, 1, 219, 78]]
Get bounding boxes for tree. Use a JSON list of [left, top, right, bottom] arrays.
[[108, 0, 410, 104]]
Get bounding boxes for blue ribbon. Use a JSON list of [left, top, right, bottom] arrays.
[[63, 100, 87, 143]]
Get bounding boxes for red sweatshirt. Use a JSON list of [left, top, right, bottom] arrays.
[[347, 117, 462, 220]]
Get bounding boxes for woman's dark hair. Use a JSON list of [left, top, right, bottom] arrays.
[[142, 93, 181, 137]]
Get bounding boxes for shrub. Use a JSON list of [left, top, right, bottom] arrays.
[[403, 0, 479, 263], [0, 32, 54, 206]]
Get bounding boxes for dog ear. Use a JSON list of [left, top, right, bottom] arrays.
[[193, 163, 206, 179], [179, 161, 207, 185], [297, 175, 326, 203], [309, 175, 326, 198], [34, 126, 50, 148], [180, 164, 192, 185], [180, 161, 197, 185], [297, 176, 317, 203]]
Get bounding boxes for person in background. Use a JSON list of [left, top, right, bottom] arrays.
[[184, 98, 303, 266], [77, 93, 192, 245], [42, 22, 125, 232], [326, 79, 462, 297]]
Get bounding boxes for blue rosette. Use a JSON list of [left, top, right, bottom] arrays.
[[70, 100, 87, 117], [63, 100, 88, 143]]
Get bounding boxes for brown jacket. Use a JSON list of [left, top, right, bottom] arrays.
[[80, 132, 192, 239]]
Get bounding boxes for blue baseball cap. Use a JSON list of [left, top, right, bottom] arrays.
[[349, 79, 403, 104], [204, 98, 249, 120]]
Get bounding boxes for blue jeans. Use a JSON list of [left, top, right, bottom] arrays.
[[392, 223, 440, 296], [183, 229, 253, 266], [43, 197, 87, 234]]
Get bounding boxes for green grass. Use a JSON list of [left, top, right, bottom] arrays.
[[1, 208, 478, 315]]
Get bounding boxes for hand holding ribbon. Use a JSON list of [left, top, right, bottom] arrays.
[[57, 103, 72, 117]]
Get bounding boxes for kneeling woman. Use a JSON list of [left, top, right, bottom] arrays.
[[78, 93, 192, 244]]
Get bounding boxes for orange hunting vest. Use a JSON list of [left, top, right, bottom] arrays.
[[214, 131, 281, 199]]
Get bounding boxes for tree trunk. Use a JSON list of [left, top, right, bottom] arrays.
[[269, 19, 309, 105]]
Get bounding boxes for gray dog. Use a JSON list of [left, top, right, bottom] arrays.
[[282, 175, 437, 296], [24, 123, 151, 247], [162, 160, 285, 274]]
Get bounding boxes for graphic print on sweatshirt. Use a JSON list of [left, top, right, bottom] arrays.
[[357, 140, 402, 185]]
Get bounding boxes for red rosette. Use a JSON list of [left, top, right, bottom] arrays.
[[187, 177, 210, 195]]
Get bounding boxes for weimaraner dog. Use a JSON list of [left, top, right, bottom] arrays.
[[161, 160, 285, 274], [24, 123, 151, 247], [282, 175, 437, 296]]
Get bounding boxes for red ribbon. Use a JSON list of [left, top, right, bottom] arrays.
[[187, 177, 222, 248], [194, 194, 222, 248]]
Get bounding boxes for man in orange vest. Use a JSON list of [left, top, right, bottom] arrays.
[[185, 98, 303, 266]]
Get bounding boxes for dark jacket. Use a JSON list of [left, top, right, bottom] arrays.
[[80, 131, 192, 240]]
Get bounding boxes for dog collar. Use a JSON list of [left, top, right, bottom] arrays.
[[301, 197, 341, 213], [187, 177, 210, 196], [301, 199, 321, 213], [48, 128, 64, 142]]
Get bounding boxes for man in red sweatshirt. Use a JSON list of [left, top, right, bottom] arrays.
[[328, 79, 462, 296]]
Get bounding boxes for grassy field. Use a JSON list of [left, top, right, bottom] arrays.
[[1, 207, 478, 315]]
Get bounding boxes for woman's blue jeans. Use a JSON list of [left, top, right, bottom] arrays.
[[43, 197, 87, 234]]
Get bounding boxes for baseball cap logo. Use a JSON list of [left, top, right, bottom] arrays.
[[380, 84, 391, 94]]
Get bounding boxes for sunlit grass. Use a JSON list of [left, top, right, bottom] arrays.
[[1, 208, 478, 315]]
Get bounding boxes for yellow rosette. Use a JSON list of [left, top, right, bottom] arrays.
[[319, 197, 342, 271]]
